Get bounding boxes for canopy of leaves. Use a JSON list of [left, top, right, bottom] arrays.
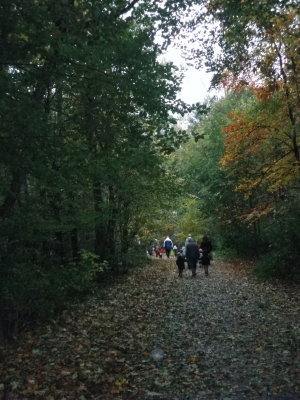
[[0, 0, 194, 337], [172, 88, 300, 278]]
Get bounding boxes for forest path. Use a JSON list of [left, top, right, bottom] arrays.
[[1, 258, 300, 400]]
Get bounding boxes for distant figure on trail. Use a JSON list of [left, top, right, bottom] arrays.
[[200, 235, 213, 276], [157, 247, 163, 258], [164, 236, 173, 258], [181, 245, 186, 257], [147, 246, 154, 256], [185, 237, 200, 277], [176, 251, 185, 277], [173, 244, 178, 256], [185, 234, 195, 245]]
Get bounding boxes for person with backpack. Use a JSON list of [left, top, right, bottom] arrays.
[[163, 236, 173, 258], [200, 235, 213, 276]]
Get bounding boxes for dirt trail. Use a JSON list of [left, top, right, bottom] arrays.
[[1, 258, 300, 399]]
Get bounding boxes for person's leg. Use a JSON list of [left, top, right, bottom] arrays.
[[204, 264, 208, 276], [191, 259, 197, 276]]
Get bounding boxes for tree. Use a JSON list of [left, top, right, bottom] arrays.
[[173, 0, 300, 277], [185, 0, 299, 166], [0, 0, 192, 338]]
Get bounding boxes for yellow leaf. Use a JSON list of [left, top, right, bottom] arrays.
[[271, 386, 279, 393], [75, 384, 86, 393], [61, 370, 71, 376], [106, 349, 118, 356], [188, 356, 199, 363], [115, 378, 128, 388]]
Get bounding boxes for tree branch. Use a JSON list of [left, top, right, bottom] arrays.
[[115, 0, 141, 18]]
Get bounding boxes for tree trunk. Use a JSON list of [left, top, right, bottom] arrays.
[[277, 47, 300, 163], [70, 228, 79, 261], [0, 171, 25, 218], [55, 231, 66, 266], [104, 185, 117, 260], [93, 182, 105, 257]]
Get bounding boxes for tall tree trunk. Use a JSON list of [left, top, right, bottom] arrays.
[[55, 231, 66, 266], [0, 171, 25, 218], [277, 47, 300, 163], [70, 228, 79, 261], [93, 182, 105, 257], [104, 185, 117, 260], [0, 81, 47, 219], [119, 201, 131, 256]]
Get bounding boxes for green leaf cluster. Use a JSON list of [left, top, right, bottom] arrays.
[[173, 91, 300, 280], [0, 0, 190, 337]]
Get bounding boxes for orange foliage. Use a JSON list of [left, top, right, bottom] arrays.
[[220, 84, 299, 200], [219, 71, 249, 92]]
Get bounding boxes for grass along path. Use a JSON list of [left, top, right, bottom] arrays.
[[1, 258, 300, 399]]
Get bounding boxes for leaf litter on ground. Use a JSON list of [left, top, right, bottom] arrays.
[[0, 258, 300, 399]]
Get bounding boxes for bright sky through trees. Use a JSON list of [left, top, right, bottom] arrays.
[[163, 45, 214, 104]]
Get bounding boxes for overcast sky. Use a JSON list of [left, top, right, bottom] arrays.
[[160, 45, 219, 105], [180, 66, 213, 104]]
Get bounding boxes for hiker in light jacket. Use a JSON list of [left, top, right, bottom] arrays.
[[164, 236, 173, 258]]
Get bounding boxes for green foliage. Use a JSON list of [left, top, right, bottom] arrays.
[[0, 0, 192, 338], [66, 251, 109, 293], [174, 196, 207, 243], [173, 94, 252, 250], [172, 92, 300, 280], [254, 246, 300, 282], [253, 193, 300, 280], [1, 261, 66, 321], [120, 244, 149, 271], [0, 248, 108, 316]]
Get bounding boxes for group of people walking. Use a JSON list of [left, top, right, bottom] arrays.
[[149, 237, 177, 259], [161, 234, 213, 277], [149, 234, 213, 277], [176, 235, 212, 277]]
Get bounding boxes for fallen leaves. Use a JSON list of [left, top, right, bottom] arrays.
[[187, 356, 199, 363], [0, 258, 299, 399]]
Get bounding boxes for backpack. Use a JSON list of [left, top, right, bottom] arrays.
[[165, 240, 172, 249]]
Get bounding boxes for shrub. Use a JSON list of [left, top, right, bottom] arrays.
[[253, 245, 300, 282]]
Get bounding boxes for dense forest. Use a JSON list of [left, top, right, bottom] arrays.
[[0, 0, 299, 339]]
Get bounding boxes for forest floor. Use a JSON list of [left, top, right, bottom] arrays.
[[1, 257, 300, 400]]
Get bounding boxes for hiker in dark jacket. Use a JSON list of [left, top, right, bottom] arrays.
[[185, 237, 200, 277], [200, 235, 213, 276], [176, 251, 185, 277]]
